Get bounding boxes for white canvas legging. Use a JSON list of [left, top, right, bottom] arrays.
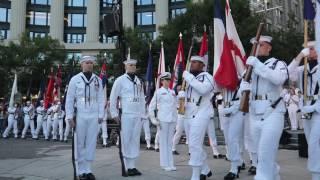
[[159, 121, 176, 168]]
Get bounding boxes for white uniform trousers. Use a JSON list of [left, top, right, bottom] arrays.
[[77, 113, 99, 175], [46, 119, 54, 140], [155, 126, 160, 149], [159, 121, 176, 168], [53, 118, 63, 140], [3, 118, 18, 138], [225, 111, 245, 173], [22, 117, 35, 138], [121, 114, 142, 169], [188, 116, 211, 180], [250, 111, 284, 180], [287, 104, 298, 130], [35, 116, 47, 138], [141, 118, 151, 147], [64, 118, 71, 141], [303, 113, 320, 178], [172, 115, 189, 151], [99, 120, 108, 145], [207, 119, 220, 155]]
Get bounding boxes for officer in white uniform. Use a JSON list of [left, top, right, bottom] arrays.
[[66, 55, 105, 180], [109, 58, 145, 176], [288, 41, 320, 180], [240, 36, 288, 180], [53, 101, 65, 141], [21, 101, 35, 139], [285, 88, 299, 130], [34, 100, 47, 139], [178, 56, 215, 180], [2, 103, 19, 138], [149, 72, 177, 171]]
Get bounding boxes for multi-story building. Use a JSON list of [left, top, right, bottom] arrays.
[[250, 0, 304, 32], [0, 0, 188, 59]]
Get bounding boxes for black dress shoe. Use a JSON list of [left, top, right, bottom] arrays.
[[200, 174, 207, 180], [132, 168, 142, 176], [78, 174, 87, 180], [224, 172, 239, 180], [127, 169, 135, 176], [206, 171, 212, 177], [155, 148, 159, 152], [146, 147, 155, 150], [86, 173, 96, 180], [213, 154, 225, 159], [248, 166, 256, 175], [239, 162, 246, 170], [172, 150, 179, 155], [64, 140, 68, 143]]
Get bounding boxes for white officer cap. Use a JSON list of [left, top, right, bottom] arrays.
[[216, 94, 223, 100], [250, 35, 273, 44], [26, 101, 31, 105], [190, 56, 205, 63], [79, 56, 96, 63], [123, 59, 137, 65], [302, 41, 316, 48], [159, 72, 171, 79], [40, 100, 44, 103]]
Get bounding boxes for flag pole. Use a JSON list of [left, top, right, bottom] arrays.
[[303, 20, 308, 104]]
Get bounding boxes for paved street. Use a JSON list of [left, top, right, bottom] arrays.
[[0, 138, 311, 180]]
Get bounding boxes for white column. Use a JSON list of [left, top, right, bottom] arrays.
[[155, 0, 168, 36], [86, 0, 100, 42], [122, 0, 134, 28], [9, 0, 27, 41], [50, 0, 64, 42]]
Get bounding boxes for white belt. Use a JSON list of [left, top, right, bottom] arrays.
[[121, 97, 142, 102], [78, 97, 97, 102]]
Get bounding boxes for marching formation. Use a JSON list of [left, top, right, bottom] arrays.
[[1, 1, 320, 180]]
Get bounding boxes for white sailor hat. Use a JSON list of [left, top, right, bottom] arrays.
[[250, 35, 273, 44], [295, 88, 301, 94], [40, 100, 44, 103], [123, 59, 137, 65], [26, 101, 31, 104], [216, 94, 223, 100], [159, 72, 171, 79], [302, 41, 316, 47], [190, 56, 205, 63], [79, 56, 96, 63]]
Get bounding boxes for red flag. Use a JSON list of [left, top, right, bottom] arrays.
[[199, 28, 208, 71], [213, 0, 238, 90], [53, 65, 62, 99], [170, 34, 185, 89], [44, 68, 55, 109], [156, 42, 166, 89]]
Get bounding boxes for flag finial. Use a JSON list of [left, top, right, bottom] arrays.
[[203, 24, 207, 32], [161, 41, 164, 48], [149, 43, 152, 50], [179, 32, 183, 39]]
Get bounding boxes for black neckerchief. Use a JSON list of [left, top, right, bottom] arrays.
[[190, 70, 203, 77], [257, 56, 271, 63], [308, 59, 318, 70], [302, 60, 319, 95], [126, 73, 139, 99], [83, 71, 92, 81]]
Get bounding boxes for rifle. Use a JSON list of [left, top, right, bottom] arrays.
[[178, 26, 196, 115], [72, 108, 79, 180], [239, 23, 264, 113], [117, 108, 128, 177]]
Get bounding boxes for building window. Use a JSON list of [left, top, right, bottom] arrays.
[[67, 14, 86, 27], [171, 8, 186, 19], [137, 12, 155, 25], [0, 30, 9, 40], [102, 0, 114, 7], [66, 33, 86, 43], [140, 31, 156, 40], [29, 11, 50, 26], [67, 52, 82, 61], [99, 34, 118, 43], [136, 0, 154, 5], [30, 0, 50, 5], [0, 8, 10, 23], [170, 0, 184, 2], [29, 31, 47, 39], [68, 0, 86, 7]]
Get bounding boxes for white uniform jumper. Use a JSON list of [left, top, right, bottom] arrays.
[[34, 105, 47, 139], [149, 87, 177, 169], [53, 106, 65, 141], [183, 71, 215, 180], [66, 72, 105, 175], [2, 107, 18, 138], [110, 74, 145, 170], [21, 104, 35, 138], [249, 58, 288, 180], [289, 60, 320, 179], [45, 106, 54, 140]]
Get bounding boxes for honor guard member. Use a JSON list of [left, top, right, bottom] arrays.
[[178, 56, 215, 180], [288, 41, 320, 180], [2, 103, 19, 138], [34, 100, 47, 139], [240, 36, 288, 180], [53, 101, 65, 141], [220, 86, 245, 179], [45, 104, 54, 140], [66, 55, 105, 180], [149, 72, 177, 171], [110, 58, 145, 176], [21, 101, 36, 139]]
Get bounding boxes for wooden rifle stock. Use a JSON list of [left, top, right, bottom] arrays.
[[239, 23, 265, 113]]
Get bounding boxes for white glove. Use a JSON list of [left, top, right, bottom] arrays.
[[301, 48, 310, 57], [222, 106, 235, 115], [239, 81, 251, 92], [150, 117, 160, 126], [246, 56, 259, 67], [178, 91, 186, 98], [182, 70, 190, 79]]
